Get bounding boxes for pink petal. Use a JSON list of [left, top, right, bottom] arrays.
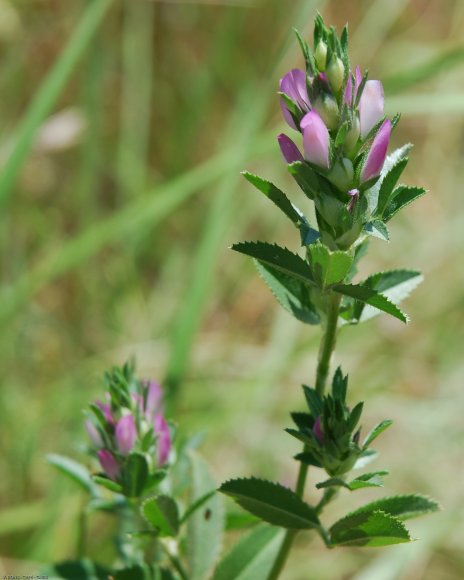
[[98, 449, 120, 480], [300, 111, 330, 169], [277, 134, 304, 164], [145, 380, 163, 419], [154, 414, 171, 467], [359, 80, 384, 138], [85, 420, 103, 448], [361, 119, 391, 183], [115, 414, 137, 456]]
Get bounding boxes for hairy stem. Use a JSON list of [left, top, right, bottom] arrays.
[[267, 291, 341, 580]]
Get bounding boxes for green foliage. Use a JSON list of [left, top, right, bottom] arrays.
[[352, 494, 440, 521], [213, 525, 285, 580], [219, 478, 320, 530], [187, 451, 224, 580], [92, 475, 123, 494], [316, 470, 389, 491], [288, 161, 320, 200], [47, 454, 100, 496], [121, 453, 149, 497], [44, 559, 111, 579], [363, 220, 390, 242], [254, 261, 320, 325], [307, 242, 353, 288], [363, 420, 394, 448], [334, 283, 409, 323], [329, 510, 412, 547], [383, 186, 427, 222], [142, 495, 180, 537], [232, 242, 315, 286], [375, 157, 409, 217]]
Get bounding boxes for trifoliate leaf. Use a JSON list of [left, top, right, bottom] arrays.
[[219, 478, 320, 530]]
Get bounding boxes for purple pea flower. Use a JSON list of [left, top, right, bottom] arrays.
[[313, 416, 324, 444], [360, 118, 391, 184], [301, 110, 330, 169], [98, 449, 120, 480], [277, 133, 304, 164], [145, 380, 163, 418], [115, 414, 137, 456], [280, 69, 311, 129], [154, 414, 171, 466], [359, 80, 385, 138]]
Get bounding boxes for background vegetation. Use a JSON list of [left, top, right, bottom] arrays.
[[0, 0, 463, 577]]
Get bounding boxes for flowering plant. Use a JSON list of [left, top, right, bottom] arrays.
[[218, 14, 439, 579]]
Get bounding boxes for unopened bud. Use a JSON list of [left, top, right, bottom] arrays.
[[344, 117, 360, 156], [327, 158, 354, 192], [327, 56, 345, 94], [314, 94, 339, 131], [315, 41, 328, 71]]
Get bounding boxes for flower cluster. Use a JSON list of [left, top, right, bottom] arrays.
[[277, 16, 394, 249], [85, 362, 171, 492]]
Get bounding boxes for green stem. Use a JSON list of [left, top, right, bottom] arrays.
[[267, 291, 341, 580]]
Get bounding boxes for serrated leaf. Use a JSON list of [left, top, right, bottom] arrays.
[[308, 242, 353, 288], [364, 220, 390, 241], [121, 453, 149, 498], [375, 157, 409, 216], [288, 161, 320, 200], [302, 385, 323, 417], [347, 471, 389, 490], [142, 495, 179, 537], [330, 509, 412, 547], [212, 525, 285, 580], [383, 186, 427, 222], [219, 478, 319, 530], [333, 283, 408, 323], [232, 241, 315, 286], [187, 451, 224, 580], [254, 261, 320, 325], [92, 475, 123, 494], [47, 454, 99, 496], [363, 420, 393, 448], [353, 494, 440, 521], [353, 270, 423, 323], [241, 172, 306, 230], [366, 144, 412, 213]]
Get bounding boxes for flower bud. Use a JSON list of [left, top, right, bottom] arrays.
[[313, 94, 339, 131], [315, 41, 328, 71], [98, 449, 120, 480], [154, 414, 171, 466], [313, 416, 324, 443], [301, 111, 330, 169], [327, 56, 345, 94], [279, 69, 311, 129], [359, 80, 384, 138], [344, 117, 360, 156], [360, 119, 391, 184], [145, 380, 163, 418], [327, 158, 354, 192], [277, 134, 304, 164], [115, 414, 137, 456]]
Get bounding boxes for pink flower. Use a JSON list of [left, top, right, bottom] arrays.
[[360, 119, 391, 183], [359, 80, 385, 138], [154, 414, 171, 466], [301, 111, 330, 168], [280, 69, 311, 129], [98, 449, 120, 480], [277, 134, 304, 164], [115, 414, 137, 456]]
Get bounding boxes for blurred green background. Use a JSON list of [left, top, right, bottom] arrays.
[[0, 0, 463, 578]]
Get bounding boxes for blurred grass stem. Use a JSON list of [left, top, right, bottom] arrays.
[[268, 291, 341, 580]]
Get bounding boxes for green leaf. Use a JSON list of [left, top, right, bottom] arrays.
[[333, 283, 409, 323], [92, 475, 123, 494], [187, 451, 224, 580], [232, 242, 315, 286], [44, 559, 111, 579], [219, 478, 320, 530], [225, 511, 261, 531], [302, 385, 323, 417], [375, 157, 409, 217], [363, 420, 393, 448], [307, 242, 353, 288], [113, 564, 159, 580], [353, 449, 378, 470], [330, 509, 412, 547], [47, 454, 99, 496], [121, 453, 149, 498], [353, 270, 423, 323], [288, 161, 320, 200], [353, 494, 440, 521], [364, 220, 390, 242], [241, 172, 306, 230], [254, 261, 320, 325], [383, 186, 427, 222], [212, 525, 285, 580], [294, 451, 322, 468], [332, 367, 348, 402], [142, 495, 180, 537], [316, 471, 388, 491], [180, 490, 216, 525], [348, 401, 364, 431]]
